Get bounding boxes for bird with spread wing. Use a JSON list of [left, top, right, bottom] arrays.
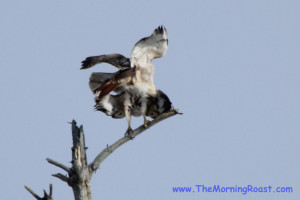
[[81, 26, 171, 135]]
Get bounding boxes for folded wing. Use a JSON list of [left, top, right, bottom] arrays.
[[95, 89, 172, 119]]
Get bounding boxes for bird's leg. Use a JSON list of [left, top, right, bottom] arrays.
[[125, 125, 134, 138], [124, 97, 134, 139], [125, 120, 134, 139], [143, 116, 150, 128], [141, 98, 150, 128]]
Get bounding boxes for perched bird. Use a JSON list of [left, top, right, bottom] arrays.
[[81, 26, 170, 134], [94, 89, 172, 120]]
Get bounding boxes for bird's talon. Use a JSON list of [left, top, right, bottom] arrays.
[[125, 128, 134, 139], [144, 119, 150, 128]]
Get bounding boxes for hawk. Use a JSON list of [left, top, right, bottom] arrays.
[[81, 26, 170, 134], [94, 89, 172, 120]]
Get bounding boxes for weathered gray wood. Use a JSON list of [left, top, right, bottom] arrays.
[[46, 120, 92, 200], [46, 158, 71, 173], [52, 173, 69, 183], [26, 109, 180, 200], [25, 184, 53, 200], [90, 109, 180, 172], [69, 120, 92, 200]]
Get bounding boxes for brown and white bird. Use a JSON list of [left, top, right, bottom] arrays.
[[94, 89, 172, 120], [81, 26, 169, 134]]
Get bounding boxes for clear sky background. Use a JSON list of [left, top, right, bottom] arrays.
[[0, 1, 299, 200]]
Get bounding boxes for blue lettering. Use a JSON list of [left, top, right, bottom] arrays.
[[202, 185, 208, 192], [268, 186, 272, 192], [207, 187, 212, 192], [220, 187, 226, 192], [247, 185, 253, 192], [195, 185, 201, 192], [213, 185, 220, 192], [253, 187, 258, 192], [172, 187, 192, 192], [242, 187, 248, 195]]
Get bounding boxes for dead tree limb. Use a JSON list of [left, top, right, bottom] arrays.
[[90, 109, 180, 172], [46, 158, 71, 173], [29, 109, 179, 200], [25, 184, 53, 200], [47, 121, 92, 200]]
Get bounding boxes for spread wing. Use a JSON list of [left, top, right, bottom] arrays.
[[81, 54, 130, 70], [131, 26, 168, 67]]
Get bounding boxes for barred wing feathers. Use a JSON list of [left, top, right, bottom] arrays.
[[81, 54, 130, 70], [95, 90, 172, 119]]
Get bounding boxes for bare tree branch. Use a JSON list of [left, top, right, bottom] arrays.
[[49, 184, 53, 198], [71, 122, 88, 168], [25, 184, 53, 200], [90, 109, 180, 171], [46, 158, 71, 174], [52, 173, 70, 183], [26, 109, 180, 200], [69, 120, 92, 200]]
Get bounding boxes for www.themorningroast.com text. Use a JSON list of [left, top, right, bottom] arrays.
[[172, 184, 293, 195]]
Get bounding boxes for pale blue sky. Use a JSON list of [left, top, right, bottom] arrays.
[[0, 1, 299, 200]]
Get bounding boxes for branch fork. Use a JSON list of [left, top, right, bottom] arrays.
[[27, 109, 180, 200]]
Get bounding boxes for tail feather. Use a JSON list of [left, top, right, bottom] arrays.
[[89, 72, 114, 92], [98, 82, 119, 99], [93, 80, 120, 100]]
